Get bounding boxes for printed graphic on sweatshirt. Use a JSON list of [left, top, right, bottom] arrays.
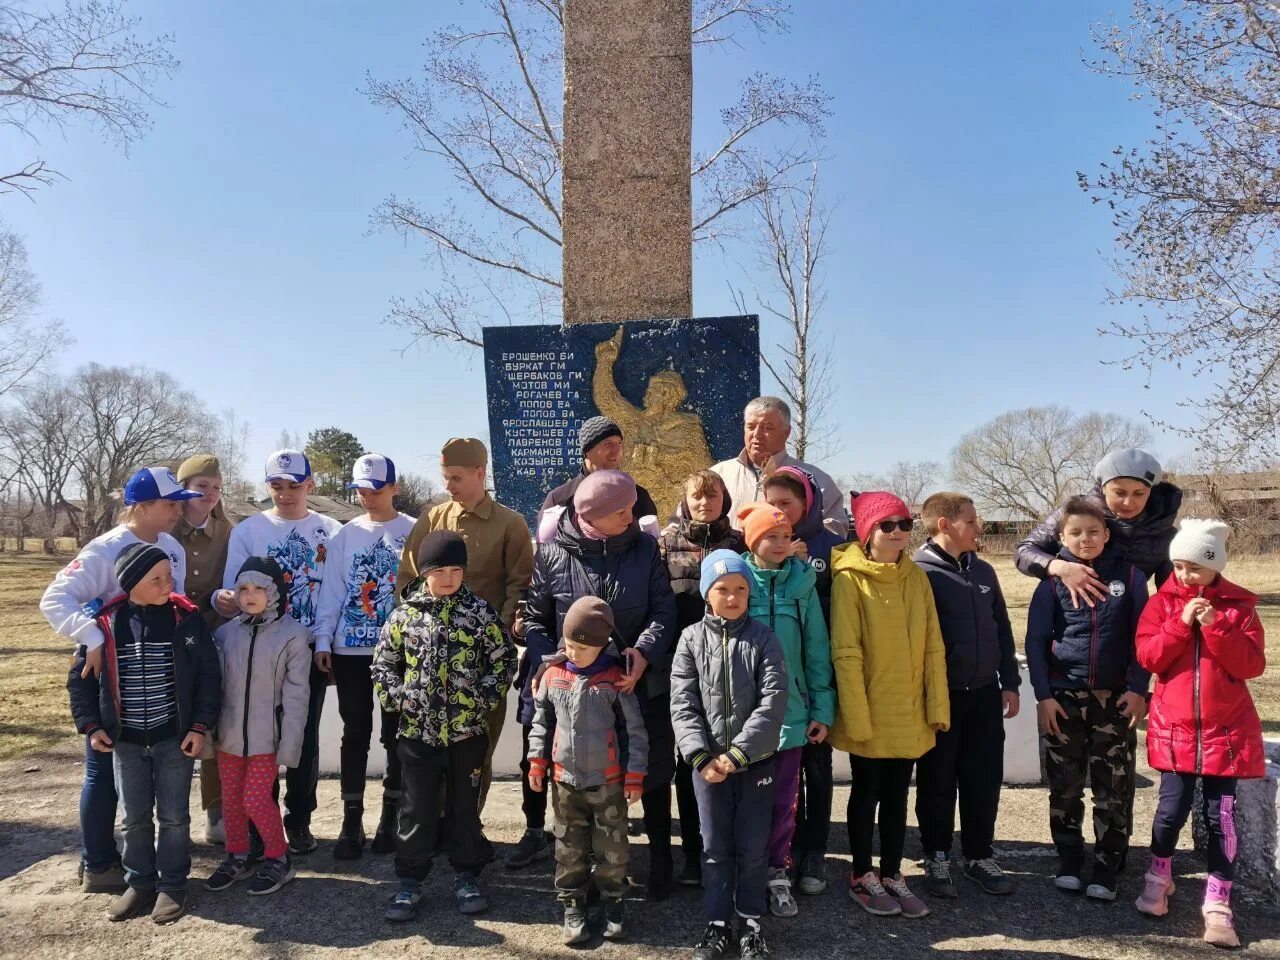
[[339, 535, 405, 648], [268, 526, 330, 627]]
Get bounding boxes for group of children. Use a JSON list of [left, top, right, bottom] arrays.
[[40, 445, 1267, 953]]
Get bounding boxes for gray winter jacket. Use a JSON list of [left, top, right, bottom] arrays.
[[528, 646, 649, 791], [213, 608, 312, 767], [670, 612, 788, 773]]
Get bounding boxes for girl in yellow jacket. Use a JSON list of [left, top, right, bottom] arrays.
[[830, 492, 950, 920]]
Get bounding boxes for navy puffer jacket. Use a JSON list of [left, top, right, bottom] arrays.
[[1024, 546, 1151, 701], [519, 509, 677, 724], [1015, 481, 1183, 586]]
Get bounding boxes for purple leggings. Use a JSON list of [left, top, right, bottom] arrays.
[[768, 747, 804, 869]]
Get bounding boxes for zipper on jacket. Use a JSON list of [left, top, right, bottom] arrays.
[[1088, 605, 1098, 689], [1193, 619, 1203, 774], [968, 566, 980, 690], [720, 623, 733, 755], [244, 624, 259, 756]]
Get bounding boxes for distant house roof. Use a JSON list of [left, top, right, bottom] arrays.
[[225, 495, 364, 525]]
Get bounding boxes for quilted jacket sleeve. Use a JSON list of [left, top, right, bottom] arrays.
[[830, 570, 873, 742]]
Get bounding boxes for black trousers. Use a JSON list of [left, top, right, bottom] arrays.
[[915, 683, 1004, 861], [1150, 772, 1238, 881], [675, 757, 702, 860], [332, 654, 401, 800], [394, 734, 489, 881], [283, 663, 327, 830], [793, 740, 834, 860], [847, 755, 915, 878], [695, 757, 777, 924], [519, 724, 549, 831]]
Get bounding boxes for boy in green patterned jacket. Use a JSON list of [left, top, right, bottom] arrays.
[[371, 531, 516, 923]]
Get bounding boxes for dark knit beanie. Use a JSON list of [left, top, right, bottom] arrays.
[[579, 416, 623, 456], [115, 542, 171, 595], [562, 596, 615, 647], [416, 530, 468, 572]]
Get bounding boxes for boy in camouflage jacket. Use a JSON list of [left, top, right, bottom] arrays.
[[371, 532, 516, 922], [528, 596, 648, 945]]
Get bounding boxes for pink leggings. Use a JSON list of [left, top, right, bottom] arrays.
[[219, 751, 286, 860]]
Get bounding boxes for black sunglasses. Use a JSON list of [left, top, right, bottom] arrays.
[[877, 518, 914, 534]]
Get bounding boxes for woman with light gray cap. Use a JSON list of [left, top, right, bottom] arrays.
[[1016, 447, 1184, 606]]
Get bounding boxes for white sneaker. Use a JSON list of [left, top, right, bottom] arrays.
[[767, 868, 798, 918], [204, 813, 226, 845]]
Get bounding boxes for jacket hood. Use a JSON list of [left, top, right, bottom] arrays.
[[401, 578, 479, 612], [100, 591, 200, 622], [1156, 572, 1257, 606], [745, 553, 817, 598], [234, 556, 289, 622], [554, 505, 638, 558], [674, 491, 735, 545], [912, 540, 971, 574], [831, 540, 911, 582], [1054, 543, 1127, 578]]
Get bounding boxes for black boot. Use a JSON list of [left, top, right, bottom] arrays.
[[333, 799, 365, 860], [642, 787, 674, 902], [370, 792, 399, 854]]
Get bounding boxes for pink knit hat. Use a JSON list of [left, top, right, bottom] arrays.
[[573, 469, 638, 524], [852, 491, 911, 544]]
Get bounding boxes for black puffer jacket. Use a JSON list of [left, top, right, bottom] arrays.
[[1015, 482, 1183, 586], [658, 497, 745, 633], [519, 509, 677, 724]]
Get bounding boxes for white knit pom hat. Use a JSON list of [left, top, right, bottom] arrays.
[[1169, 518, 1231, 573]]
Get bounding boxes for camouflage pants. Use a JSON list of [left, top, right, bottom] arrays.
[[1044, 689, 1134, 873], [550, 781, 630, 906]]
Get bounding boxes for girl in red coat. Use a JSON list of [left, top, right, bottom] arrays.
[[1133, 519, 1266, 949]]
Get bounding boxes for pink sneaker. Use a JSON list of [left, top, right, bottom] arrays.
[[882, 873, 930, 918], [1135, 871, 1174, 917], [848, 871, 900, 916], [1203, 902, 1240, 949]]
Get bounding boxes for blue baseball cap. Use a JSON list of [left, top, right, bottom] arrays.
[[348, 453, 396, 490], [123, 467, 203, 506], [264, 449, 311, 483]]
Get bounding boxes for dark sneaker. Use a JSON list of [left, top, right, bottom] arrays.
[[371, 796, 398, 854], [333, 802, 365, 861], [923, 854, 958, 899], [385, 880, 423, 922], [106, 886, 156, 922], [563, 904, 589, 945], [965, 857, 1014, 896], [454, 873, 488, 914], [205, 854, 254, 891], [1086, 869, 1118, 902], [286, 822, 318, 856], [603, 901, 626, 941], [1055, 860, 1084, 893], [248, 856, 296, 896], [797, 852, 827, 896], [848, 870, 901, 916], [883, 873, 930, 918], [676, 856, 703, 887], [82, 863, 128, 894], [739, 918, 771, 960], [504, 829, 550, 868], [151, 890, 188, 925], [692, 921, 732, 960]]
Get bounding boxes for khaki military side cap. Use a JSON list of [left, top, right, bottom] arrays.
[[441, 437, 488, 468], [176, 454, 222, 484]]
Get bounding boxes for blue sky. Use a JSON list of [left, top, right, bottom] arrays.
[[5, 1, 1199, 486]]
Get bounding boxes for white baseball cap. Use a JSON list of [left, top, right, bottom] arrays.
[[264, 449, 312, 483], [348, 454, 396, 490]]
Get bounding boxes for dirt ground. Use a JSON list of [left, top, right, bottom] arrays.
[[1, 551, 1278, 958]]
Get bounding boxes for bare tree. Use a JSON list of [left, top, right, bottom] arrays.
[[0, 229, 65, 395], [733, 162, 833, 460], [951, 405, 1153, 521], [367, 0, 829, 348], [1080, 0, 1280, 462], [70, 363, 217, 540], [0, 377, 87, 550], [889, 460, 942, 509], [393, 471, 439, 518], [0, 0, 179, 198]]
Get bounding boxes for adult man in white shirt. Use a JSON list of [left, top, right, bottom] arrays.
[[711, 396, 847, 539]]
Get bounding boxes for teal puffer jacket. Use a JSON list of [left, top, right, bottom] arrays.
[[744, 555, 836, 751]]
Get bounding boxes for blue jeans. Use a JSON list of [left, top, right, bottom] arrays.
[[283, 663, 326, 830], [81, 735, 120, 872], [113, 738, 195, 893]]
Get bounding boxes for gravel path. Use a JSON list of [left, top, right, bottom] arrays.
[[0, 740, 1277, 959]]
